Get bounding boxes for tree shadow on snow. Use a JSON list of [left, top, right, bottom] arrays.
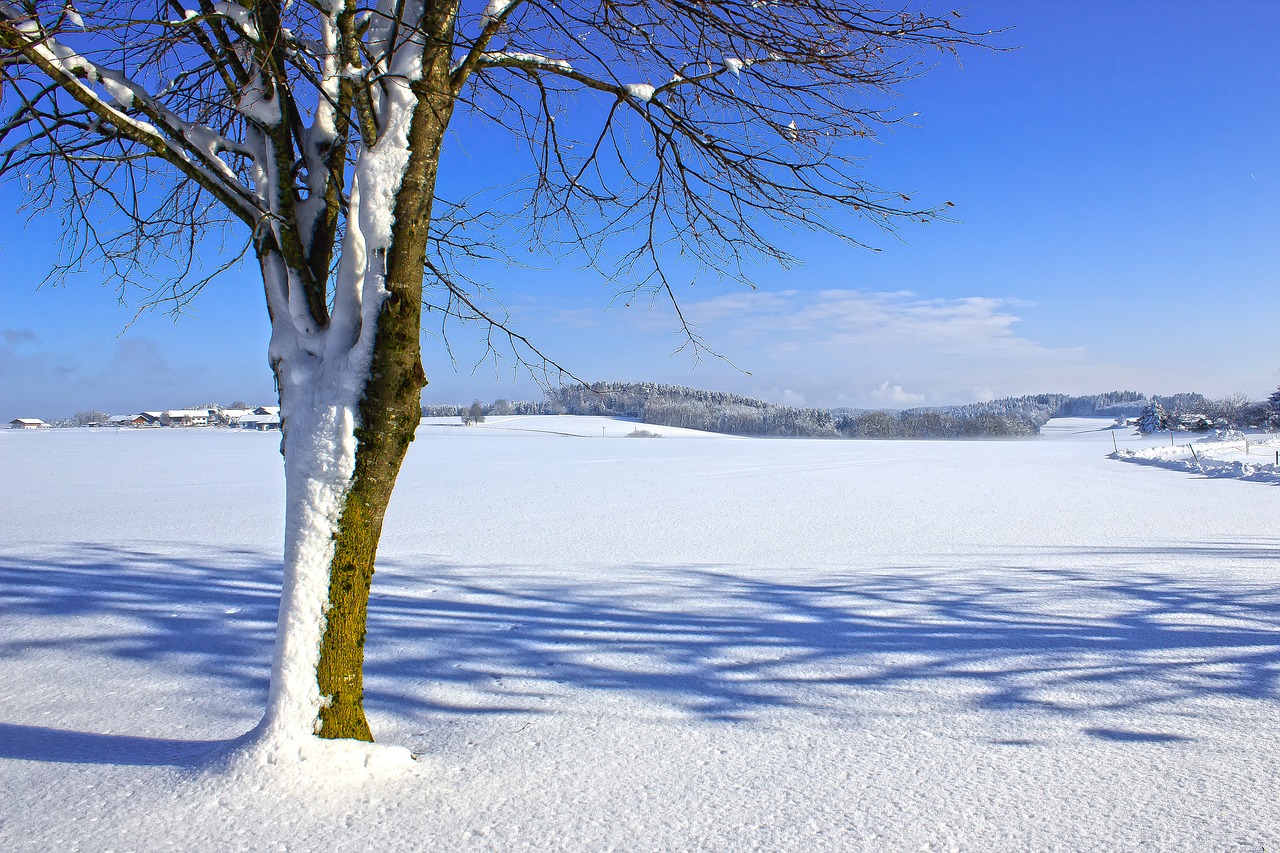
[[2, 537, 1279, 765], [0, 722, 226, 767], [0, 542, 276, 766], [365, 538, 1280, 729]]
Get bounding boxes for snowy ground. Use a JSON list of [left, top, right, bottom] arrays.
[[2, 418, 1277, 852]]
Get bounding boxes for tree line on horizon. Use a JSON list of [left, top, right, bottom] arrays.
[[424, 383, 1280, 439]]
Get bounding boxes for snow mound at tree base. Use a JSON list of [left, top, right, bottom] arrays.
[[207, 728, 423, 784]]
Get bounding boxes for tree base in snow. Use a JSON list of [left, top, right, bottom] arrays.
[[205, 725, 422, 782]]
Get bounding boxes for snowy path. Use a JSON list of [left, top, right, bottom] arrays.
[[1, 419, 1277, 851]]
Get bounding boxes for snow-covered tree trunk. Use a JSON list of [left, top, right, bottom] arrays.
[[254, 15, 456, 744], [259, 303, 427, 744]]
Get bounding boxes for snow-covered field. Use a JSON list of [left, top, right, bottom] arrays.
[[2, 417, 1277, 852]]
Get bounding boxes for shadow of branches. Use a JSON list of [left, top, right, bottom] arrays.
[[2, 538, 1278, 764], [367, 544, 1280, 722]]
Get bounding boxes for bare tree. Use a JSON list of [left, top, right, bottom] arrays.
[[1, 0, 987, 753], [1209, 392, 1256, 427], [70, 408, 109, 426]]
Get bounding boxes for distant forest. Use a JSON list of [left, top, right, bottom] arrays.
[[423, 383, 1268, 439]]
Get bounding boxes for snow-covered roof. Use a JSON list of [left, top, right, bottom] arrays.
[[165, 409, 209, 418], [239, 413, 280, 424], [10, 417, 48, 425], [253, 406, 281, 415]]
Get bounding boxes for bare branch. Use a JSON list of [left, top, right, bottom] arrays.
[[2, 0, 991, 373]]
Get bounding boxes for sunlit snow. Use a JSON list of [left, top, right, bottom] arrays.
[[2, 418, 1278, 851]]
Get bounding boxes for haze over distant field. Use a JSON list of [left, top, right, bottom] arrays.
[[3, 1, 1278, 418]]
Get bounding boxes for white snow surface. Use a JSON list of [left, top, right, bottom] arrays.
[[2, 417, 1279, 851]]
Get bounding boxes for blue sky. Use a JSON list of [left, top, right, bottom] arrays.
[[3, 1, 1278, 419]]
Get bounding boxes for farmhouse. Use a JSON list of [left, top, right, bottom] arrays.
[[8, 418, 51, 429], [162, 409, 210, 427], [239, 413, 281, 431], [106, 414, 154, 427]]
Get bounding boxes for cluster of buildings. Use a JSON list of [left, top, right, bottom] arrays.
[[8, 406, 281, 431]]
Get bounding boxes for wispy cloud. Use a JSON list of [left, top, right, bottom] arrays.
[[655, 288, 1104, 407], [422, 285, 1265, 409], [1, 328, 37, 346], [685, 289, 1068, 359]]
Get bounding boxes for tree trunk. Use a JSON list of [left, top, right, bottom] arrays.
[[309, 64, 454, 741], [313, 289, 426, 740], [255, 279, 427, 747], [252, 18, 456, 747]]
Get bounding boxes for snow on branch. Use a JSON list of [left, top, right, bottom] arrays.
[[481, 0, 523, 27], [0, 9, 262, 223], [475, 50, 573, 74]]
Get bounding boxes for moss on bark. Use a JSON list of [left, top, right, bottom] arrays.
[[313, 35, 457, 740], [313, 285, 424, 740]]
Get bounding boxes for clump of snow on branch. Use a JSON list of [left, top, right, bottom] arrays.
[[477, 51, 573, 73], [97, 71, 135, 108], [236, 84, 282, 126], [213, 1, 260, 41], [482, 0, 517, 25], [62, 1, 84, 28], [623, 83, 656, 102]]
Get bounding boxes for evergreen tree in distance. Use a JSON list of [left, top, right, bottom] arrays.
[[1265, 387, 1280, 430], [1136, 399, 1174, 434]]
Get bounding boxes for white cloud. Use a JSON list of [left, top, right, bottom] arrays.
[[868, 382, 925, 405], [780, 388, 807, 407]]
